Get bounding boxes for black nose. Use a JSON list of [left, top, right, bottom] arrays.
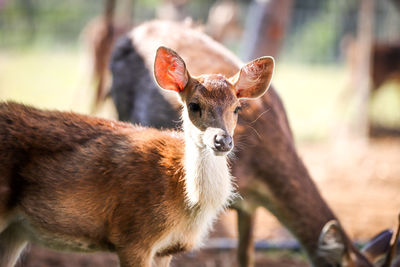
[[214, 134, 233, 152]]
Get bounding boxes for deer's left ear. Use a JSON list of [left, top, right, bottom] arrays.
[[231, 56, 274, 99], [154, 46, 189, 93]]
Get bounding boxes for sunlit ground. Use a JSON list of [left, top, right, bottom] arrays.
[[0, 48, 399, 142]]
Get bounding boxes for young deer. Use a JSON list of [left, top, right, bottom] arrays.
[[0, 47, 274, 267], [109, 20, 379, 267]]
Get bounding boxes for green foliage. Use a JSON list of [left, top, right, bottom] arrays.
[[0, 0, 103, 48], [0, 0, 217, 49], [282, 1, 345, 63]]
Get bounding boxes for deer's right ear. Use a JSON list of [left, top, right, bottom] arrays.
[[154, 46, 189, 93]]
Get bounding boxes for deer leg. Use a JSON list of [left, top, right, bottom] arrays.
[[0, 224, 27, 267], [117, 247, 152, 267], [152, 255, 172, 267], [237, 208, 256, 267]]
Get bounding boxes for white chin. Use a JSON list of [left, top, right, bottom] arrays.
[[211, 149, 230, 156]]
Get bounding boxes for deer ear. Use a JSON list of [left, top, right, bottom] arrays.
[[154, 46, 189, 93], [317, 220, 347, 265], [231, 56, 274, 99], [361, 229, 393, 263]]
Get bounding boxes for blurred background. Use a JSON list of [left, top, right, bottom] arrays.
[[1, 0, 400, 266]]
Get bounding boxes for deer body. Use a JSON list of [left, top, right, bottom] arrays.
[[0, 47, 274, 267], [0, 103, 195, 263]]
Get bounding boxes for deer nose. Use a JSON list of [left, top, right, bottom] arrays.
[[214, 134, 233, 152]]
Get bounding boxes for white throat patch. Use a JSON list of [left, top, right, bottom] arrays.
[[182, 107, 235, 210]]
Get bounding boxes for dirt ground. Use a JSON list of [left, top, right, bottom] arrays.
[[15, 138, 400, 267]]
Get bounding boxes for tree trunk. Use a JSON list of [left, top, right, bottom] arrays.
[[241, 0, 293, 61], [352, 0, 375, 140]]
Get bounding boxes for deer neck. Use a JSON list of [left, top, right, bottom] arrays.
[[181, 109, 234, 211]]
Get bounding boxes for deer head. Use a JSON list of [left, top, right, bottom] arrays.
[[153, 46, 274, 156], [318, 214, 400, 267]]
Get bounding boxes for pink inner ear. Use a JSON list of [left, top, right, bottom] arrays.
[[237, 63, 264, 90], [155, 48, 187, 92], [234, 57, 274, 99]]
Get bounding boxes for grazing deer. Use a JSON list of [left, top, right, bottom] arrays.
[[109, 20, 380, 266], [0, 47, 274, 267]]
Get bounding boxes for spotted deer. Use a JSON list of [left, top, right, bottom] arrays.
[[0, 47, 274, 267], [109, 20, 389, 266]]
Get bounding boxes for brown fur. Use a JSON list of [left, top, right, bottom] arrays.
[[0, 101, 187, 266], [0, 46, 273, 267], [109, 20, 376, 267]]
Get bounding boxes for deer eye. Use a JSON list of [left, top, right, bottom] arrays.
[[188, 103, 201, 113], [234, 106, 242, 114]]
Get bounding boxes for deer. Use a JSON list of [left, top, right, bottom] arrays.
[[108, 20, 393, 266], [0, 47, 274, 267]]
